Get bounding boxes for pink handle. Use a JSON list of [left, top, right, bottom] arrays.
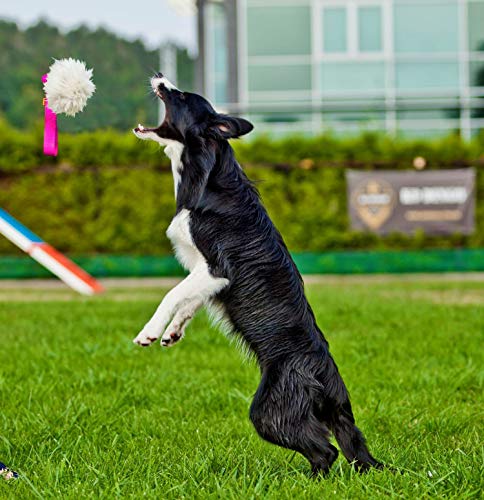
[[42, 74, 58, 157]]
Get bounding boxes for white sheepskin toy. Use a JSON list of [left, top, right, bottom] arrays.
[[43, 58, 95, 116]]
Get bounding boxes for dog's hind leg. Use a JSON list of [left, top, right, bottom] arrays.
[[295, 424, 339, 476], [249, 366, 339, 476], [331, 402, 383, 472]]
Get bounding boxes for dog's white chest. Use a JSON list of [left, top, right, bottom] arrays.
[[164, 141, 184, 197], [166, 209, 204, 272]]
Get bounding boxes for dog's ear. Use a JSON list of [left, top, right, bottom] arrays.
[[207, 114, 254, 140]]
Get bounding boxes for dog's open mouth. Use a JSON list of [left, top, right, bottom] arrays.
[[134, 74, 174, 136], [134, 89, 166, 134], [133, 102, 166, 134], [134, 123, 157, 134]]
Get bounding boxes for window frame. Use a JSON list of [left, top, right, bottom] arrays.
[[317, 0, 389, 61]]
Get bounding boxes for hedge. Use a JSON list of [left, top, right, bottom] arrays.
[[0, 120, 483, 255]]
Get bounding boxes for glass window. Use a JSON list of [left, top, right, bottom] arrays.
[[471, 98, 484, 119], [323, 8, 347, 53], [358, 6, 382, 52], [394, 2, 459, 53], [323, 110, 386, 124], [248, 112, 315, 137], [468, 2, 484, 51], [395, 61, 459, 90], [321, 107, 386, 135], [207, 3, 227, 104], [213, 14, 226, 73], [248, 94, 312, 104], [397, 128, 456, 139], [320, 62, 386, 92], [214, 80, 226, 104], [248, 64, 312, 92], [247, 6, 311, 56], [250, 112, 312, 124], [470, 61, 484, 87], [397, 109, 459, 121]]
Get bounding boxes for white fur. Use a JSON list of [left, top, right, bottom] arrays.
[[132, 131, 184, 197], [206, 299, 253, 362], [151, 76, 179, 92], [44, 58, 95, 116], [133, 209, 229, 346], [133, 129, 158, 142], [206, 299, 235, 337], [164, 142, 184, 197], [167, 209, 201, 271]]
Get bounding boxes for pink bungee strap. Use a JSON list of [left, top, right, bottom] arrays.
[[42, 74, 58, 157]]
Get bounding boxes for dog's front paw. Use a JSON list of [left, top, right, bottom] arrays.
[[160, 328, 184, 347], [133, 328, 160, 347]]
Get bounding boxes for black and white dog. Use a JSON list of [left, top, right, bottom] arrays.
[[133, 73, 383, 475]]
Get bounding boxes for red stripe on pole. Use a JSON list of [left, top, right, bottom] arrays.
[[32, 243, 104, 293]]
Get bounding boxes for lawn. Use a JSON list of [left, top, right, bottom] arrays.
[[0, 277, 482, 499]]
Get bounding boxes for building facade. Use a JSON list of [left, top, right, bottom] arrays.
[[197, 0, 484, 138]]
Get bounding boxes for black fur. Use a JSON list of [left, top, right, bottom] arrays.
[[137, 73, 383, 475]]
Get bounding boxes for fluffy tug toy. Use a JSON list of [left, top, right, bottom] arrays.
[[42, 58, 95, 156]]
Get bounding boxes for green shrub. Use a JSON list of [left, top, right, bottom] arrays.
[[0, 123, 482, 255]]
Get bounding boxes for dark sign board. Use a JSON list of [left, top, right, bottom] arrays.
[[346, 169, 475, 235]]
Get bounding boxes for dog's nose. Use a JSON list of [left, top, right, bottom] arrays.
[[154, 71, 163, 79]]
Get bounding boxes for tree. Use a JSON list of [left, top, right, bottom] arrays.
[[0, 19, 195, 131]]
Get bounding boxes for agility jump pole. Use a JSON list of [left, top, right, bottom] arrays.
[[0, 208, 103, 295]]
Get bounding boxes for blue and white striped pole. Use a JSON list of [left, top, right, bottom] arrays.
[[0, 208, 103, 295]]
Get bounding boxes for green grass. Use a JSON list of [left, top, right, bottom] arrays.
[[0, 278, 483, 498]]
